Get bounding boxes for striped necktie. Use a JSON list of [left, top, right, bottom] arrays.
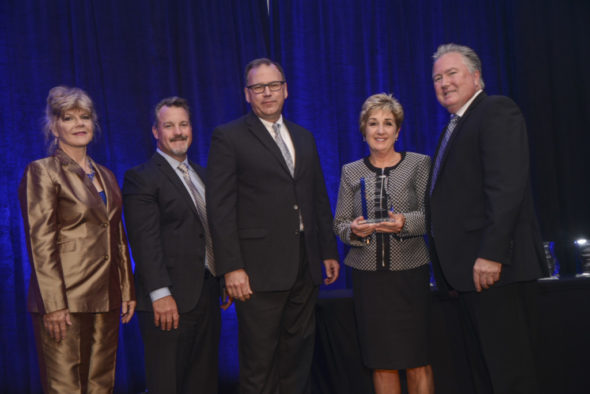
[[272, 123, 294, 176], [429, 114, 460, 196], [177, 163, 215, 276]]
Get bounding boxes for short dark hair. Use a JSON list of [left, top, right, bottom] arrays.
[[243, 58, 286, 86], [153, 96, 191, 127]]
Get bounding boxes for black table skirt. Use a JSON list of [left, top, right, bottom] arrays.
[[311, 277, 590, 394]]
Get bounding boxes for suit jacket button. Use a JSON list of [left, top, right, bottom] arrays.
[[294, 230, 299, 236], [293, 204, 299, 210], [102, 223, 108, 228], [104, 255, 109, 260]]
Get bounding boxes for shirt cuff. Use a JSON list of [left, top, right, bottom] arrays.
[[150, 287, 171, 302]]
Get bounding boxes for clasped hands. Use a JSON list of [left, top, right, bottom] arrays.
[[350, 211, 406, 238]]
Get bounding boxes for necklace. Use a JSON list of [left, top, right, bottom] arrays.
[[86, 159, 96, 181]]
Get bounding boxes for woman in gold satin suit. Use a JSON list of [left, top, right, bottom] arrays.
[[18, 86, 136, 393]]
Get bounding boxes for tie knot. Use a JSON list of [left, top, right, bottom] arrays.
[[178, 162, 189, 175], [272, 123, 281, 137]]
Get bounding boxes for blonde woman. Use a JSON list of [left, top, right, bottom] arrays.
[[19, 86, 135, 393]]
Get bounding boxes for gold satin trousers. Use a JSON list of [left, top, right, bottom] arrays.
[[32, 309, 120, 394]]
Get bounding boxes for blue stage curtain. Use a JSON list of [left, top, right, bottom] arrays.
[[268, 0, 526, 287], [0, 1, 268, 392], [1, 0, 589, 392]]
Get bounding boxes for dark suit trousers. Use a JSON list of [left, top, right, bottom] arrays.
[[138, 272, 221, 394], [235, 237, 319, 394], [458, 280, 540, 394]]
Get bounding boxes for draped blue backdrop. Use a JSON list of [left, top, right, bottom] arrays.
[[1, 0, 589, 392]]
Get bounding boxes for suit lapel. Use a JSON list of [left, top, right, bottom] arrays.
[[152, 153, 199, 216], [245, 112, 294, 178], [190, 161, 206, 184], [434, 92, 487, 181], [284, 119, 306, 178], [55, 149, 108, 218], [92, 161, 113, 216]]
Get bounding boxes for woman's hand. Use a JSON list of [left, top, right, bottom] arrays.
[[374, 212, 405, 233], [121, 300, 137, 324], [220, 289, 233, 310], [350, 216, 377, 238], [43, 308, 72, 342]]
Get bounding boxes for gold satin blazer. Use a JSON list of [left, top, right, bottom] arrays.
[[19, 149, 135, 314]]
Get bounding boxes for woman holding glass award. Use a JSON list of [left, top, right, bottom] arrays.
[[333, 93, 434, 394]]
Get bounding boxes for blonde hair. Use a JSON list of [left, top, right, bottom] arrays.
[[43, 86, 99, 152], [359, 93, 404, 136]]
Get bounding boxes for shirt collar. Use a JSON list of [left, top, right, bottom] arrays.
[[258, 115, 284, 133], [157, 148, 189, 171], [455, 89, 483, 117]]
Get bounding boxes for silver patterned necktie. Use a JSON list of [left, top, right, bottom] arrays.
[[429, 114, 460, 196], [177, 163, 216, 276], [272, 123, 294, 176], [272, 123, 304, 229]]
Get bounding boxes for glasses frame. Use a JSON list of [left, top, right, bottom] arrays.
[[246, 80, 286, 94]]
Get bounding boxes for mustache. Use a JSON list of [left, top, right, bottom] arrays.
[[170, 135, 188, 142]]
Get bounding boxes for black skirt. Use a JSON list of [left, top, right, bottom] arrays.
[[352, 264, 431, 370]]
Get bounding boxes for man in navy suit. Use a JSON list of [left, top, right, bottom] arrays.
[[427, 44, 547, 393], [207, 58, 340, 394], [123, 97, 223, 393]]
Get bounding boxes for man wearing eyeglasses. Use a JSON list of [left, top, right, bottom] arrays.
[[207, 58, 340, 394]]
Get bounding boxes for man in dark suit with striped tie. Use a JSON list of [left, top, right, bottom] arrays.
[[123, 97, 224, 394], [207, 58, 340, 394]]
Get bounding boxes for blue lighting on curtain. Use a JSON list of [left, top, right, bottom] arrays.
[[1, 0, 589, 392]]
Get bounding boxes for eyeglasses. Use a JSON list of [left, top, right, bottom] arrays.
[[246, 81, 285, 94]]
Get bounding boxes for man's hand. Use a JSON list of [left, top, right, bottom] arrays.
[[473, 258, 502, 292], [43, 308, 72, 342], [152, 295, 179, 331], [323, 259, 340, 285], [121, 300, 137, 324], [225, 269, 253, 302]]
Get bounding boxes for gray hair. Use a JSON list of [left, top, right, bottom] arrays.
[[359, 93, 404, 136], [153, 96, 191, 127], [433, 43, 485, 89], [43, 86, 99, 153]]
